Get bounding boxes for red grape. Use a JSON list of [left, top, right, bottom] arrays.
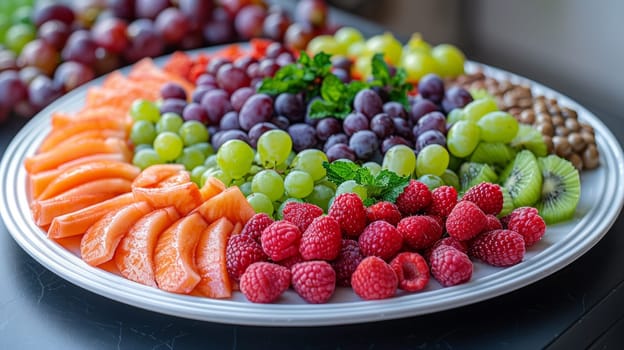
[[53, 61, 95, 92], [234, 5, 266, 40], [124, 19, 163, 62], [61, 30, 98, 66], [160, 82, 187, 100], [91, 17, 129, 53], [38, 20, 71, 51], [28, 75, 63, 110], [295, 0, 328, 28], [202, 19, 235, 45], [284, 22, 315, 52], [0, 50, 18, 72], [418, 74, 445, 104], [238, 93, 274, 131], [108, 0, 135, 20], [135, 0, 171, 20], [155, 8, 189, 44], [200, 89, 233, 125], [326, 143, 355, 162], [0, 71, 28, 110], [179, 0, 214, 26], [17, 39, 60, 76], [370, 112, 395, 139], [216, 64, 250, 94], [33, 3, 75, 27], [263, 11, 291, 42]]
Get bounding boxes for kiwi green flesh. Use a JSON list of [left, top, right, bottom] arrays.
[[510, 124, 548, 157], [535, 155, 581, 224], [500, 150, 543, 207], [469, 142, 517, 168], [499, 186, 515, 217], [459, 162, 498, 193]]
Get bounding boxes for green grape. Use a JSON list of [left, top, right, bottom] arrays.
[[187, 142, 214, 158], [347, 41, 366, 58], [133, 144, 153, 153], [404, 33, 432, 54], [153, 131, 183, 161], [204, 154, 217, 168], [432, 43, 465, 77], [239, 182, 253, 197], [334, 26, 364, 47], [401, 51, 439, 82], [132, 148, 163, 170], [284, 170, 314, 198], [231, 177, 246, 187], [179, 120, 209, 146], [0, 15, 11, 43], [190, 165, 208, 185], [446, 120, 481, 158], [477, 111, 519, 143], [463, 97, 499, 123], [216, 139, 254, 179], [5, 22, 35, 53], [440, 169, 460, 190], [247, 193, 274, 216], [156, 112, 183, 133], [365, 32, 402, 65], [446, 108, 465, 124], [362, 162, 382, 176], [416, 144, 449, 177], [382, 144, 416, 177], [13, 6, 32, 24], [353, 54, 372, 79], [257, 130, 292, 168], [251, 169, 284, 201], [130, 99, 160, 123], [335, 180, 368, 201], [315, 177, 337, 191], [175, 147, 205, 170], [291, 149, 328, 181], [447, 153, 463, 172], [201, 168, 231, 187], [249, 165, 262, 176], [307, 35, 344, 55], [304, 184, 335, 212], [130, 120, 157, 145], [418, 174, 445, 190]]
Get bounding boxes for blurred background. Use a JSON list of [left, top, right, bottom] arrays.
[[330, 0, 624, 125]]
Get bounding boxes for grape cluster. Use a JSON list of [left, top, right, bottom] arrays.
[[0, 0, 335, 124]]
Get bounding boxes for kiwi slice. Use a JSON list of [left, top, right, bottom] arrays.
[[499, 150, 542, 207], [469, 142, 517, 168], [499, 186, 515, 217], [510, 124, 548, 157], [441, 169, 460, 191], [534, 155, 581, 224], [459, 162, 498, 193]]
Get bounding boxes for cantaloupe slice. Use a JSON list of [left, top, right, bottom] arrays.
[[194, 217, 234, 298]]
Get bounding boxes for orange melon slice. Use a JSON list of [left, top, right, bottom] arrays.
[[50, 107, 129, 129], [194, 217, 234, 298], [114, 207, 180, 287], [40, 129, 127, 153], [154, 212, 208, 294], [131, 164, 186, 188], [196, 186, 255, 225], [80, 201, 152, 266], [133, 182, 203, 216], [199, 177, 226, 201]]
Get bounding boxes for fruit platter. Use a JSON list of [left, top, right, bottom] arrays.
[[2, 2, 624, 327]]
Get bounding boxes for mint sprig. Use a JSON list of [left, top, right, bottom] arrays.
[[323, 161, 410, 206]]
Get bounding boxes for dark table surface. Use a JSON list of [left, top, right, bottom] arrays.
[[3, 8, 624, 350]]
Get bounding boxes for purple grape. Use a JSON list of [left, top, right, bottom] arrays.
[[38, 20, 71, 51], [124, 19, 163, 63], [258, 58, 280, 77], [342, 112, 369, 136], [275, 52, 295, 66], [246, 62, 261, 79], [371, 86, 390, 104], [182, 102, 209, 124], [192, 86, 213, 103], [28, 75, 63, 110], [274, 93, 304, 123], [135, 0, 170, 20], [238, 93, 274, 131], [288, 123, 318, 152], [353, 89, 383, 118], [271, 115, 290, 129], [206, 57, 231, 76], [323, 133, 348, 153], [33, 3, 75, 27], [0, 71, 29, 109], [410, 98, 439, 124], [202, 19, 235, 45], [417, 111, 447, 134], [265, 42, 288, 58], [160, 82, 187, 100], [392, 117, 413, 140], [442, 86, 473, 114], [212, 129, 249, 150], [332, 68, 351, 84], [216, 64, 250, 94], [332, 56, 352, 71], [381, 136, 413, 154], [53, 61, 95, 92], [315, 117, 341, 141], [160, 98, 187, 116], [61, 30, 98, 66], [179, 0, 213, 25], [383, 101, 407, 119], [200, 89, 233, 125], [418, 74, 445, 104], [233, 56, 257, 71], [349, 130, 379, 160], [220, 111, 240, 130], [415, 130, 447, 152], [248, 122, 278, 148], [370, 113, 394, 139], [196, 74, 217, 88], [230, 87, 255, 112], [108, 0, 135, 20], [326, 143, 356, 162]]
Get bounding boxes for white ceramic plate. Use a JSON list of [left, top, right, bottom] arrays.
[[2, 53, 624, 326]]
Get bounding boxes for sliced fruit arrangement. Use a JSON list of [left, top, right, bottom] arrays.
[[22, 32, 593, 305]]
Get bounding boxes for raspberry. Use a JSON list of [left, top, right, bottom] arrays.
[[397, 215, 443, 250], [328, 193, 367, 237], [366, 201, 402, 226], [331, 239, 364, 287], [282, 201, 324, 232], [240, 213, 274, 242], [445, 201, 487, 241], [469, 229, 526, 267], [291, 261, 336, 304], [278, 253, 304, 269], [484, 214, 503, 232], [426, 185, 457, 218], [226, 234, 267, 281], [462, 182, 503, 216], [351, 256, 398, 300], [429, 245, 473, 287], [260, 220, 301, 261], [396, 180, 432, 215], [501, 207, 546, 247], [300, 216, 342, 260], [358, 220, 403, 261], [390, 252, 430, 292], [423, 236, 468, 261], [239, 262, 291, 303]]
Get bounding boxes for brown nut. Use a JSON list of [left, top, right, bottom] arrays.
[[566, 153, 583, 171], [567, 132, 586, 152], [582, 144, 600, 169], [555, 126, 570, 137], [565, 118, 580, 132], [535, 112, 552, 125], [519, 110, 536, 124], [552, 115, 564, 127], [581, 130, 595, 145], [517, 97, 533, 109], [543, 135, 554, 154], [552, 135, 572, 157], [581, 123, 594, 134], [535, 122, 555, 137], [561, 107, 578, 119]]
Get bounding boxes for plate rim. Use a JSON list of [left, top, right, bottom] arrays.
[[2, 49, 624, 326]]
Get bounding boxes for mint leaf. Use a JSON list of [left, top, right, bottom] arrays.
[[320, 74, 345, 103], [376, 170, 410, 203], [323, 160, 360, 185], [371, 53, 391, 84]]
